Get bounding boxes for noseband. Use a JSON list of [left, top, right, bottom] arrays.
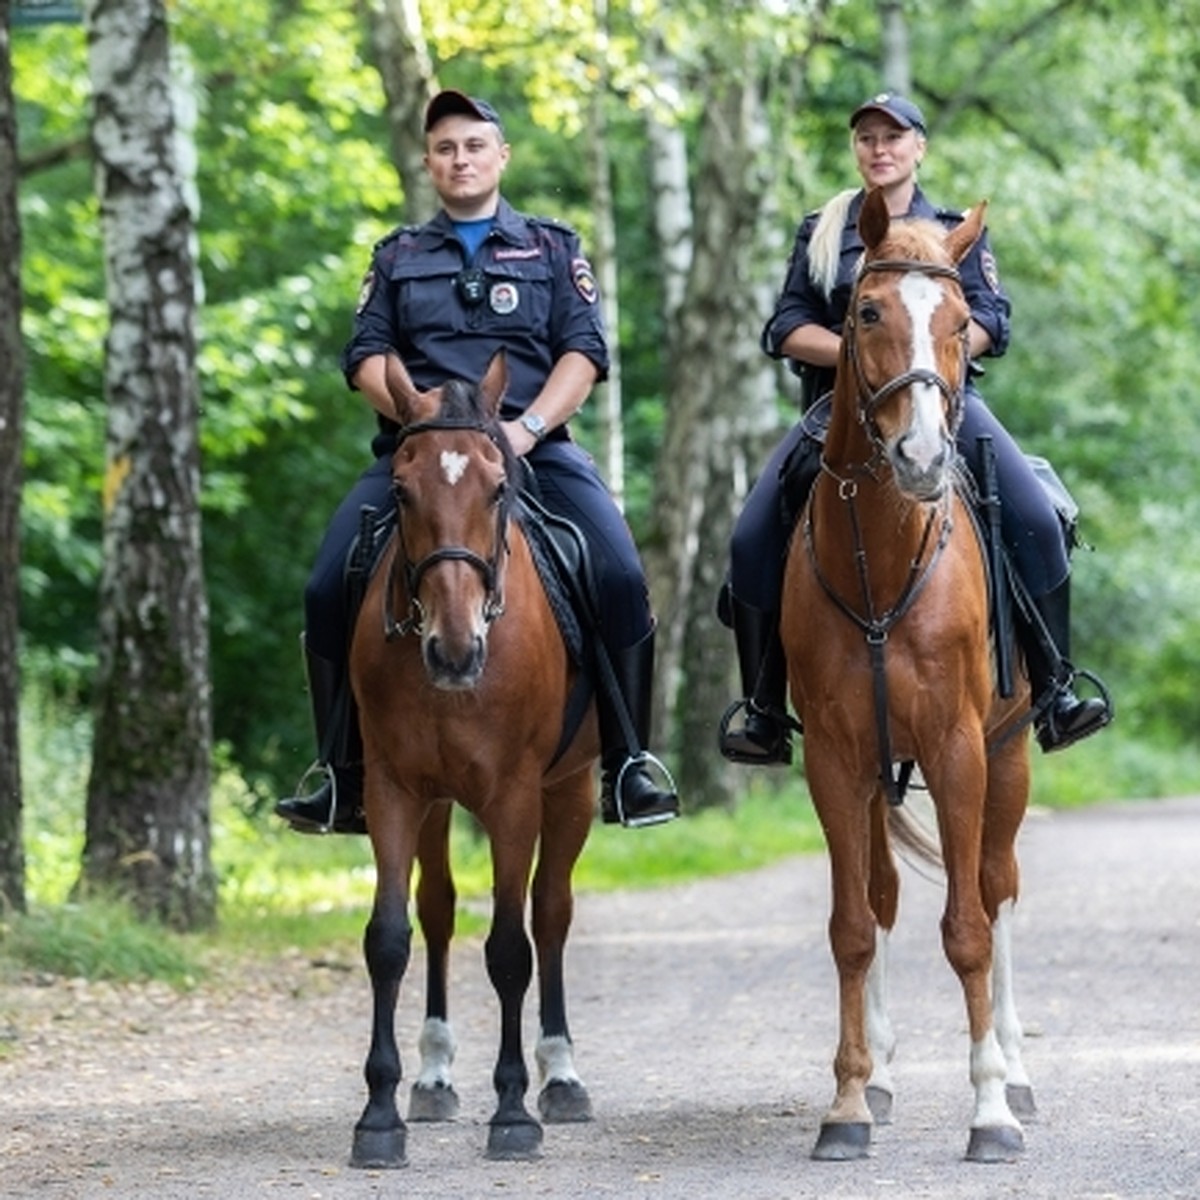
[[384, 417, 511, 640], [843, 258, 969, 453]]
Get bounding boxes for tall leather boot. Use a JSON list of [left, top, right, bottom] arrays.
[[597, 628, 680, 828], [718, 597, 794, 766], [1023, 578, 1112, 753], [273, 637, 367, 834]]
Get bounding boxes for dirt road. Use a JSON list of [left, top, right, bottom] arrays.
[[3, 795, 1199, 1199]]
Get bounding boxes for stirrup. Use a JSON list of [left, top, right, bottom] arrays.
[[276, 761, 339, 833], [606, 751, 678, 829], [1035, 668, 1114, 753], [718, 698, 796, 766]]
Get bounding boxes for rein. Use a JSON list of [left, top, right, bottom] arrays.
[[809, 255, 966, 805], [383, 416, 511, 641]]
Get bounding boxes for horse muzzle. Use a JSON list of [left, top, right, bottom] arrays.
[[423, 632, 488, 691]]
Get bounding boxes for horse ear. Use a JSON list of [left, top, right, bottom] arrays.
[[945, 200, 988, 265], [384, 353, 423, 422], [858, 187, 891, 251], [479, 349, 508, 417]]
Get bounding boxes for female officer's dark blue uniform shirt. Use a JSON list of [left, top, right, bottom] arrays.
[[343, 196, 608, 441], [761, 185, 1011, 404]]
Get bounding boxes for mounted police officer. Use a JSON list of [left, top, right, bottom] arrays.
[[719, 92, 1112, 766], [276, 90, 679, 833]]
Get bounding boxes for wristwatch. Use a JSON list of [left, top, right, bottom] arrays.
[[519, 412, 548, 443]]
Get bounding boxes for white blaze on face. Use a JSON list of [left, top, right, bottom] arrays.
[[897, 272, 948, 470], [440, 449, 469, 486]]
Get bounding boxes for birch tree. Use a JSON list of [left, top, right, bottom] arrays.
[[0, 0, 26, 913], [78, 0, 214, 928]]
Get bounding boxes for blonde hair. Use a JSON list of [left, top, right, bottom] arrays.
[[806, 188, 857, 301]]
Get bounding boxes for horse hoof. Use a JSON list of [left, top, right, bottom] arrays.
[[865, 1085, 893, 1125], [409, 1081, 460, 1122], [812, 1121, 872, 1161], [486, 1117, 544, 1161], [1006, 1083, 1037, 1122], [538, 1079, 593, 1123], [965, 1124, 1024, 1163], [350, 1124, 408, 1169]]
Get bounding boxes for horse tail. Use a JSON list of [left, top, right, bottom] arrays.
[[886, 801, 944, 874], [808, 188, 859, 300]]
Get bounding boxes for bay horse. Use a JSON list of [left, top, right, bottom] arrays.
[[347, 350, 599, 1167], [780, 187, 1036, 1163]]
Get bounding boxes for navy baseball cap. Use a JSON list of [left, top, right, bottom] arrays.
[[424, 90, 504, 135], [850, 92, 927, 135]]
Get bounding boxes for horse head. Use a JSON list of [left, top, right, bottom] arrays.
[[383, 351, 516, 690], [840, 187, 986, 501]]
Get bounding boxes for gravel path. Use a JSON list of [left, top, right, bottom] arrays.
[[2, 795, 1198, 1199]]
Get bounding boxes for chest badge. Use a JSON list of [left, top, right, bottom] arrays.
[[489, 282, 519, 315]]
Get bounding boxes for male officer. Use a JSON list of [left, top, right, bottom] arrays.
[[275, 90, 679, 833]]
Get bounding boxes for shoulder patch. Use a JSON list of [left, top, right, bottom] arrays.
[[980, 248, 1001, 293], [571, 257, 598, 304], [355, 269, 376, 314]]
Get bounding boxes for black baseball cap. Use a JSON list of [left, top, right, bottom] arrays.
[[850, 92, 927, 135], [424, 90, 504, 136]]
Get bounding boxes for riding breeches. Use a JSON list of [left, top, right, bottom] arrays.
[[728, 387, 1071, 614], [304, 434, 653, 667]]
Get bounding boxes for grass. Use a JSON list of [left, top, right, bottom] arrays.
[[5, 679, 1200, 988]]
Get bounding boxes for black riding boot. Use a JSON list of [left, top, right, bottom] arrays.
[[597, 629, 680, 828], [274, 638, 367, 834], [1023, 579, 1113, 753], [718, 597, 794, 766]]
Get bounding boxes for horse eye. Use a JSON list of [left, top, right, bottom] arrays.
[[859, 302, 881, 325], [391, 479, 409, 506], [491, 480, 508, 507]]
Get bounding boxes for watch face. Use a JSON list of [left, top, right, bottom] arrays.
[[521, 413, 546, 438]]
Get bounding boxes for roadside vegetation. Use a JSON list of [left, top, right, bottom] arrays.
[[4, 682, 1199, 993]]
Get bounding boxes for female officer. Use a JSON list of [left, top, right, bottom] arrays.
[[276, 90, 678, 832], [720, 91, 1111, 765]]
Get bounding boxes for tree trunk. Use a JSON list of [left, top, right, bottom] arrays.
[[587, 0, 625, 507], [0, 0, 27, 914], [79, 0, 214, 930], [360, 0, 436, 224], [644, 66, 778, 809]]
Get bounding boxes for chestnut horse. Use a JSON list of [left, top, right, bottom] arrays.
[[348, 351, 599, 1168], [781, 187, 1035, 1163]]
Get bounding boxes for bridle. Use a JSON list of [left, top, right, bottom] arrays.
[[806, 256, 969, 805], [843, 258, 969, 457], [383, 416, 511, 641]]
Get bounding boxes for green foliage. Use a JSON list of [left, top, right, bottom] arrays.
[[0, 900, 204, 986], [11, 0, 1200, 844]]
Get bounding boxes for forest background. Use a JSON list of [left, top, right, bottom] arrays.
[[2, 0, 1199, 931]]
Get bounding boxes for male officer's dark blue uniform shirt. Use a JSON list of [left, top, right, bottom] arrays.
[[343, 197, 608, 441]]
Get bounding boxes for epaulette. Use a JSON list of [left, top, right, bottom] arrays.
[[528, 213, 579, 239], [373, 223, 420, 252], [933, 206, 968, 225]]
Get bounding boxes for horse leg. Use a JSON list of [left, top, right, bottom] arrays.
[[983, 742, 1036, 1122], [809, 764, 878, 1161], [930, 738, 1024, 1163], [864, 795, 900, 1125], [480, 807, 543, 1161], [352, 798, 420, 1169], [532, 775, 594, 1124], [409, 798, 461, 1122]]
